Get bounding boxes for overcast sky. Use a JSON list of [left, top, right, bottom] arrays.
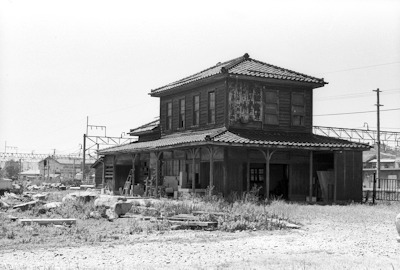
[[0, 0, 399, 156]]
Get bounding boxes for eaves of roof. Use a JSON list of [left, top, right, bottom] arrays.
[[99, 127, 370, 155], [128, 118, 160, 136]]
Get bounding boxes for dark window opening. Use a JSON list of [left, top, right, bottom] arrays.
[[166, 102, 172, 130], [179, 98, 185, 128], [193, 95, 199, 126], [292, 92, 305, 126], [208, 91, 215, 124]]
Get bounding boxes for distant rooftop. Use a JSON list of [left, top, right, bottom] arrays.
[[128, 118, 160, 136]]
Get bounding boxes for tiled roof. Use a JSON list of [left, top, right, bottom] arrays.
[[99, 128, 226, 154], [128, 118, 160, 136], [150, 53, 326, 96], [99, 127, 368, 154], [214, 129, 369, 149]]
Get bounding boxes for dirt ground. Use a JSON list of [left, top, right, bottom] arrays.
[[1, 212, 399, 270]]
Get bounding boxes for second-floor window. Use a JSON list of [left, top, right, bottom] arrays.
[[264, 90, 279, 125], [292, 92, 305, 126], [166, 102, 172, 130], [193, 95, 199, 126], [179, 98, 185, 128], [208, 91, 215, 124]]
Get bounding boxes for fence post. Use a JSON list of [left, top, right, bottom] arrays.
[[373, 172, 376, 204]]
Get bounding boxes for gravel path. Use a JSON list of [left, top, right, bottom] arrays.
[[1, 217, 399, 270]]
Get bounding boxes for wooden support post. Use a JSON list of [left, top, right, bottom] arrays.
[[208, 147, 214, 195], [131, 154, 137, 186], [101, 160, 105, 189], [309, 151, 313, 203], [246, 150, 250, 192], [223, 148, 228, 196], [192, 150, 196, 194], [258, 149, 274, 200], [266, 149, 270, 200], [334, 151, 337, 202], [189, 148, 199, 194], [154, 152, 162, 197], [112, 155, 117, 194]]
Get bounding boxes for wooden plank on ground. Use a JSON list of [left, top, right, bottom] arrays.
[[167, 220, 217, 227], [192, 211, 226, 216], [167, 214, 200, 221], [18, 218, 77, 226]]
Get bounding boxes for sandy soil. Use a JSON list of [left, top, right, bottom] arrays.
[[1, 216, 399, 270]]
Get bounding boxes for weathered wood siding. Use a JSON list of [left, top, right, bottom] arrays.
[[159, 81, 226, 135], [335, 151, 363, 202], [227, 78, 313, 133], [289, 151, 310, 201], [226, 148, 246, 195]]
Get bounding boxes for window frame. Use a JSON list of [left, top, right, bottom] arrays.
[[192, 94, 200, 126], [166, 101, 172, 131], [263, 90, 279, 125], [291, 92, 305, 126], [178, 98, 185, 129], [208, 91, 216, 124]]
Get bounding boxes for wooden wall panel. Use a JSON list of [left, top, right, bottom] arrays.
[[226, 78, 313, 133], [334, 151, 363, 202], [213, 162, 224, 194], [159, 81, 226, 135], [290, 163, 309, 201]]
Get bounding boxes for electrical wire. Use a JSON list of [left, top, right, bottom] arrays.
[[321, 61, 400, 74], [313, 108, 400, 117], [315, 88, 400, 101]]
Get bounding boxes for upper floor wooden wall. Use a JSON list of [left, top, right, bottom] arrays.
[[159, 77, 314, 135]]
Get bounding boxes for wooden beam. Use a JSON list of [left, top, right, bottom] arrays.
[[18, 219, 77, 226]]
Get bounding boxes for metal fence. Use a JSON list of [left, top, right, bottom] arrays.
[[363, 178, 400, 201]]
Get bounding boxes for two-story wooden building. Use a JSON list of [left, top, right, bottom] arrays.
[[99, 53, 369, 202]]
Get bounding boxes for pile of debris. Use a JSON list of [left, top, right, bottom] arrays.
[[24, 182, 67, 191]]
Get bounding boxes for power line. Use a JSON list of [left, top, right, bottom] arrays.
[[321, 61, 400, 74], [314, 107, 400, 117], [315, 88, 400, 101]]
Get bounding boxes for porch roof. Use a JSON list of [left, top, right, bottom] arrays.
[[99, 127, 370, 155]]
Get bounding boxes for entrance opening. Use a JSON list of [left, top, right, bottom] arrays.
[[270, 164, 289, 199], [247, 163, 289, 199], [115, 165, 132, 193]]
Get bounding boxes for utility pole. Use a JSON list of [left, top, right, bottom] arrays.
[[82, 116, 89, 182], [83, 133, 86, 182], [373, 88, 382, 199]]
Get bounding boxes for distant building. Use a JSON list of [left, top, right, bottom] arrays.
[[363, 151, 400, 189], [18, 169, 40, 180], [38, 157, 95, 180]]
